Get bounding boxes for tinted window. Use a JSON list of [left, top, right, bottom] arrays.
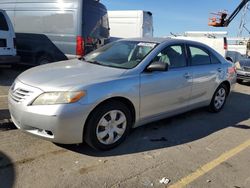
[[0, 39, 7, 47], [0, 12, 9, 31], [190, 46, 211, 66], [152, 45, 187, 68], [210, 53, 221, 64], [102, 13, 109, 30]]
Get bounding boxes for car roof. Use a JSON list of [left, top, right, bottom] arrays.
[[119, 37, 225, 61], [120, 37, 209, 46], [120, 37, 170, 43]]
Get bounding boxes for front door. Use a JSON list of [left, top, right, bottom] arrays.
[[140, 44, 193, 120]]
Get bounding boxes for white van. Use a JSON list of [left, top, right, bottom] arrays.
[[0, 0, 109, 65], [0, 9, 19, 64], [108, 10, 153, 39]]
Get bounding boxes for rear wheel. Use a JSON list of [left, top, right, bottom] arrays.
[[84, 101, 132, 150], [209, 84, 228, 113]]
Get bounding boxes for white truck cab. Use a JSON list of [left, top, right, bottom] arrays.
[[0, 9, 19, 64]]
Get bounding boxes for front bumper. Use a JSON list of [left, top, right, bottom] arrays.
[[8, 96, 93, 144], [237, 70, 250, 81]]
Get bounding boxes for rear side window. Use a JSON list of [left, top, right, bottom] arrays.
[[102, 13, 109, 30], [189, 46, 211, 66], [210, 53, 221, 64], [0, 12, 9, 31]]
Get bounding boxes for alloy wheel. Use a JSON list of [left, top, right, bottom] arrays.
[[214, 88, 226, 110]]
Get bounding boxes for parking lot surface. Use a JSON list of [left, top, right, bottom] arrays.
[[0, 67, 250, 188]]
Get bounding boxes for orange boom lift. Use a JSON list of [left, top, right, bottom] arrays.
[[208, 0, 249, 27]]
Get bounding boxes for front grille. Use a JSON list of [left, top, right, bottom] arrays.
[[243, 66, 250, 72], [10, 88, 33, 103]]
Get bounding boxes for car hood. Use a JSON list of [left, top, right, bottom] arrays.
[[17, 59, 127, 91]]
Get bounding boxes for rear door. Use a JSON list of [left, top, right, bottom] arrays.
[[187, 44, 223, 105], [0, 11, 13, 56]]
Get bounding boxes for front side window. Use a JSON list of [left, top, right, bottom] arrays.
[[84, 41, 157, 69], [189, 46, 211, 66], [0, 12, 9, 31], [152, 45, 187, 68]]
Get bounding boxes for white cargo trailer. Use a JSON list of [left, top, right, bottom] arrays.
[[108, 10, 153, 39]]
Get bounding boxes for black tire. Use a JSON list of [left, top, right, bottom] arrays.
[[237, 79, 243, 84], [84, 101, 132, 150], [37, 55, 52, 65], [209, 84, 228, 113]]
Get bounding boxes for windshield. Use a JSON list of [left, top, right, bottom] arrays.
[[84, 40, 158, 69]]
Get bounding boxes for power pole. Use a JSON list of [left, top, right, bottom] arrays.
[[238, 1, 250, 37]]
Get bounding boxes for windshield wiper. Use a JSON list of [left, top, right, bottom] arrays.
[[84, 60, 102, 65]]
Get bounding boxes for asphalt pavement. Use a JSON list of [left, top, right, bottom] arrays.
[[0, 67, 249, 188]]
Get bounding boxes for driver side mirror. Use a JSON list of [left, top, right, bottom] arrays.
[[147, 61, 169, 72]]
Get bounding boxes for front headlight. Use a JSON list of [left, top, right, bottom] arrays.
[[235, 62, 242, 70], [32, 91, 86, 105]]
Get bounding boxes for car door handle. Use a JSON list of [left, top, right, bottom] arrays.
[[217, 68, 223, 72], [184, 73, 192, 79]]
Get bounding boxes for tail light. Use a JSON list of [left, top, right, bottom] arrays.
[[224, 37, 228, 50], [86, 37, 93, 44], [13, 38, 17, 49], [228, 66, 236, 74], [76, 36, 85, 57]]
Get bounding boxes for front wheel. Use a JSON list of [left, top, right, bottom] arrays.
[[209, 84, 228, 113], [84, 101, 132, 150]]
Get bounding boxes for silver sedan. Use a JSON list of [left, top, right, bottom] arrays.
[[8, 38, 237, 150], [235, 59, 250, 83]]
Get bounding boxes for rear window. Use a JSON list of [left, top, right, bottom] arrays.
[[0, 12, 9, 31], [0, 39, 7, 47], [210, 53, 221, 64], [189, 46, 211, 66]]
